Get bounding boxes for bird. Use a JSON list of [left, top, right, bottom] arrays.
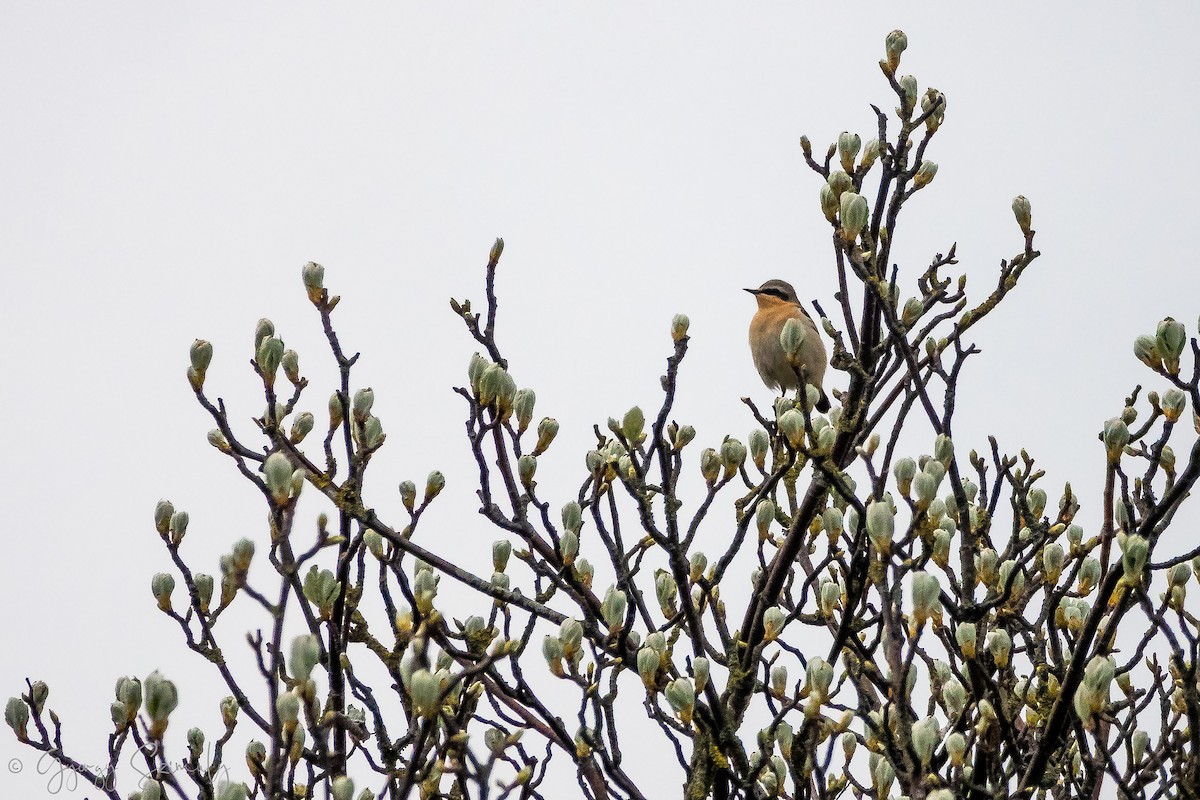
[[745, 279, 830, 412]]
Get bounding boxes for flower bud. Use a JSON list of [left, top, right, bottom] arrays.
[[837, 132, 861, 173], [534, 417, 559, 455], [910, 571, 941, 632], [1156, 317, 1187, 375], [956, 622, 977, 659], [513, 388, 536, 434], [912, 716, 939, 766], [1042, 543, 1065, 584], [1121, 534, 1150, 584], [892, 457, 917, 496], [492, 539, 512, 572], [884, 29, 908, 71], [700, 447, 721, 484], [410, 669, 441, 717], [1012, 195, 1032, 234], [693, 657, 710, 693], [820, 579, 840, 618], [169, 510, 189, 545], [398, 480, 416, 512], [665, 678, 695, 725], [287, 411, 314, 444], [5, 697, 29, 740], [839, 192, 869, 241], [754, 498, 776, 541], [671, 313, 690, 342], [820, 183, 839, 221], [144, 671, 178, 738], [777, 409, 804, 449], [280, 349, 300, 384], [327, 391, 344, 429], [763, 606, 786, 642], [1162, 388, 1187, 423], [297, 259, 326, 299], [913, 160, 938, 187], [188, 339, 213, 389], [898, 75, 918, 111], [152, 572, 176, 612], [637, 647, 660, 689], [720, 437, 747, 477], [1133, 334, 1161, 369], [865, 500, 895, 555], [601, 586, 627, 632], [559, 531, 578, 566], [770, 663, 788, 698], [256, 336, 285, 386], [154, 499, 175, 537], [827, 170, 853, 199], [264, 451, 294, 503], [655, 570, 678, 616], [673, 424, 696, 451], [1102, 418, 1129, 463], [517, 454, 537, 488], [987, 629, 1012, 668], [805, 657, 833, 703], [942, 676, 966, 718], [290, 634, 321, 681], [748, 429, 769, 470], [424, 470, 446, 503], [351, 387, 375, 422]]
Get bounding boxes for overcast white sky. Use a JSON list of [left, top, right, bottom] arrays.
[[3, 4, 1200, 797]]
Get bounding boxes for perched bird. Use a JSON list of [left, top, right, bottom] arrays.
[[745, 279, 830, 412]]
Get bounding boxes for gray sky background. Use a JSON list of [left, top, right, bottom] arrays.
[[3, 4, 1200, 797]]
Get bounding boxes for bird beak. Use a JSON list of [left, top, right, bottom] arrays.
[[743, 287, 759, 295]]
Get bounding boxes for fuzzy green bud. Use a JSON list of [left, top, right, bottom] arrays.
[[513, 388, 536, 434], [956, 622, 977, 659], [1156, 317, 1186, 375], [673, 424, 696, 451], [839, 192, 868, 241], [884, 29, 908, 71], [913, 160, 938, 187], [601, 586, 627, 632], [144, 671, 178, 738], [865, 499, 895, 555], [671, 313, 690, 342], [151, 572, 175, 612], [665, 678, 695, 725], [748, 429, 769, 470], [762, 606, 786, 642], [424, 470, 445, 503], [534, 417, 559, 455], [410, 669, 441, 717], [837, 132, 861, 173], [290, 634, 321, 681], [1103, 418, 1129, 463], [820, 183, 839, 222]]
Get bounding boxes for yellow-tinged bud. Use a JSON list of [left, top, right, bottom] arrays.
[[601, 586, 627, 632], [946, 731, 966, 766], [533, 417, 559, 455], [837, 132, 861, 173], [755, 499, 775, 541], [1162, 388, 1186, 422], [1012, 195, 1032, 234], [884, 30, 908, 72], [956, 622, 977, 659], [671, 313, 690, 342], [700, 447, 721, 484], [665, 678, 695, 725], [424, 470, 446, 503], [637, 647, 659, 690], [762, 606, 786, 642], [913, 160, 938, 187], [1121, 534, 1149, 584], [865, 500, 895, 555]]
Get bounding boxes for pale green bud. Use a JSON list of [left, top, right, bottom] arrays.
[[819, 579, 840, 618], [826, 169, 853, 199], [1157, 317, 1186, 375], [1121, 534, 1150, 583], [533, 417, 559, 455], [645, 631, 667, 653], [987, 629, 1012, 668], [943, 676, 966, 718], [912, 716, 939, 766], [264, 452, 293, 503], [673, 424, 696, 450], [168, 510, 189, 545], [1078, 556, 1101, 594], [276, 691, 300, 728], [290, 634, 321, 681], [720, 437, 746, 476], [693, 657, 710, 693], [637, 647, 660, 689], [1132, 730, 1149, 764], [351, 387, 375, 422], [1042, 543, 1065, 583], [217, 782, 248, 800], [755, 498, 775, 540], [398, 480, 417, 511], [822, 506, 843, 541], [601, 586, 627, 632], [559, 530, 579, 566], [956, 622, 977, 659], [671, 313, 690, 342], [780, 319, 807, 366], [622, 406, 645, 443], [154, 499, 175, 537], [301, 261, 324, 299], [253, 318, 275, 350], [256, 336, 285, 386], [700, 447, 721, 484], [763, 606, 786, 642], [1169, 562, 1191, 587], [5, 697, 29, 740], [865, 500, 895, 554], [517, 454, 537, 487], [655, 570, 678, 616], [805, 657, 833, 702], [561, 501, 583, 534], [1160, 444, 1177, 474], [1162, 388, 1187, 422], [152, 572, 175, 612], [893, 457, 917, 495], [281, 349, 300, 384], [770, 663, 788, 698], [748, 429, 769, 470], [328, 391, 344, 429], [207, 428, 231, 453], [1133, 334, 1161, 369], [665, 678, 695, 724], [884, 29, 908, 71], [513, 388, 536, 433], [410, 669, 441, 717], [820, 183, 838, 222], [1011, 195, 1032, 233], [288, 412, 314, 443], [837, 131, 861, 173], [898, 75, 918, 111], [488, 540, 511, 573], [144, 671, 178, 738], [1103, 418, 1129, 462], [839, 192, 869, 240], [1027, 487, 1047, 519], [911, 571, 941, 630], [913, 160, 938, 187], [424, 470, 445, 503], [778, 409, 804, 449]]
